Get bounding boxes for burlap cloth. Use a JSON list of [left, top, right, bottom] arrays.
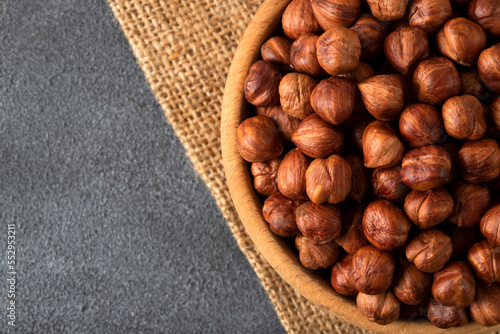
[[105, 0, 372, 332]]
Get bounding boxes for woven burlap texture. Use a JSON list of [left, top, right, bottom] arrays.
[[106, 0, 370, 333]]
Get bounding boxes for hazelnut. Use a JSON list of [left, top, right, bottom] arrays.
[[457, 137, 500, 183], [393, 262, 432, 305], [362, 121, 404, 169], [316, 27, 361, 76], [290, 34, 327, 77], [237, 115, 283, 162], [336, 206, 369, 254], [400, 297, 430, 322], [296, 201, 342, 244], [366, 0, 409, 21], [346, 154, 371, 204], [310, 0, 360, 30], [412, 57, 461, 105], [478, 43, 500, 93], [450, 226, 477, 258], [362, 200, 411, 251], [277, 148, 311, 200], [442, 94, 486, 140], [251, 156, 282, 196], [470, 281, 500, 326], [371, 166, 411, 203], [399, 103, 446, 148], [352, 245, 396, 295], [406, 228, 453, 273], [492, 96, 500, 130], [310, 77, 356, 125], [436, 17, 487, 67], [400, 145, 452, 191], [459, 68, 491, 101], [261, 36, 293, 73], [404, 188, 454, 229], [467, 240, 500, 283], [305, 155, 352, 204], [350, 14, 387, 59], [384, 27, 429, 75], [279, 72, 316, 120], [291, 113, 344, 158], [427, 299, 468, 329], [467, 0, 500, 37], [480, 204, 500, 247], [408, 0, 453, 34], [432, 261, 476, 308], [331, 254, 358, 296], [244, 61, 282, 107], [256, 105, 301, 143], [337, 62, 376, 84], [262, 193, 303, 237], [281, 0, 322, 40], [358, 74, 404, 121], [343, 112, 375, 155], [448, 180, 491, 228], [356, 291, 401, 325], [439, 139, 460, 182], [295, 235, 341, 270]]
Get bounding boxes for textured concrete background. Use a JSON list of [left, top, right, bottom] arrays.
[[0, 0, 285, 332]]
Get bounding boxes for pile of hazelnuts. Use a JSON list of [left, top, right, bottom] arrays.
[[236, 0, 500, 329]]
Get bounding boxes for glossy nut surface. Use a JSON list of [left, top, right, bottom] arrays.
[[350, 14, 387, 59], [457, 137, 500, 183], [357, 290, 401, 325], [358, 74, 404, 121], [261, 36, 293, 73], [406, 228, 453, 273], [404, 188, 454, 229], [277, 148, 311, 199], [470, 281, 500, 326], [408, 0, 452, 34], [290, 34, 326, 77], [295, 235, 341, 270], [316, 27, 361, 76], [282, 0, 322, 40], [336, 205, 369, 254], [478, 43, 500, 93], [352, 245, 395, 295], [480, 204, 500, 248], [366, 0, 409, 21], [384, 27, 429, 75], [296, 201, 342, 244], [372, 166, 410, 203], [467, 240, 500, 283], [393, 261, 432, 305], [362, 121, 404, 169], [427, 299, 468, 329], [310, 0, 360, 30], [442, 94, 486, 140], [237, 115, 283, 162], [262, 193, 302, 237], [399, 103, 445, 148], [251, 156, 282, 196], [331, 254, 358, 296], [244, 60, 282, 107], [279, 72, 316, 120], [305, 155, 352, 204], [431, 261, 476, 308], [311, 77, 356, 125], [448, 180, 491, 228], [256, 106, 300, 143]]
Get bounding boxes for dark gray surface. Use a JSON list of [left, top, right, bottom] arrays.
[[0, 1, 285, 332]]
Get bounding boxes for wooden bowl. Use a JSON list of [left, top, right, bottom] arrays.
[[220, 1, 500, 332]]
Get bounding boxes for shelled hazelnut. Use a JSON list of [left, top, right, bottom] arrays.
[[399, 104, 445, 148], [442, 94, 486, 140], [256, 106, 300, 143], [316, 27, 361, 76], [296, 201, 342, 244], [331, 254, 358, 296], [352, 245, 395, 295], [448, 180, 491, 228], [457, 138, 500, 183], [356, 290, 401, 325], [305, 155, 352, 204], [261, 36, 293, 73], [371, 166, 410, 203], [393, 261, 432, 305], [480, 204, 500, 247], [467, 0, 500, 37], [427, 299, 468, 329], [290, 34, 326, 77], [431, 261, 476, 308], [251, 156, 282, 196], [470, 282, 500, 326], [345, 154, 371, 204], [467, 240, 500, 283], [262, 193, 303, 237], [459, 69, 491, 101], [276, 148, 311, 199], [350, 14, 387, 59], [310, 0, 360, 30], [404, 188, 454, 229], [336, 206, 369, 254], [281, 0, 321, 40], [408, 0, 453, 34], [366, 0, 409, 21], [384, 27, 429, 75], [244, 61, 282, 107], [362, 121, 404, 169], [310, 77, 356, 125], [358, 74, 404, 121], [295, 235, 341, 270], [492, 96, 500, 130], [279, 72, 316, 120], [237, 115, 283, 162], [478, 44, 500, 93], [406, 228, 453, 273]]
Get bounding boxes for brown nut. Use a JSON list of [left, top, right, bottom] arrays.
[[404, 188, 454, 229], [262, 193, 303, 237], [358, 74, 404, 121], [366, 0, 409, 21], [344, 112, 375, 155], [251, 156, 282, 196], [384, 27, 429, 75], [337, 62, 376, 84], [352, 245, 396, 295], [277, 148, 311, 200], [406, 228, 453, 273], [408, 0, 453, 34], [362, 121, 404, 169], [393, 262, 432, 305], [331, 254, 357, 295], [480, 204, 500, 247], [281, 0, 322, 40], [470, 282, 500, 326], [346, 154, 371, 204], [237, 115, 283, 162], [279, 72, 316, 120], [457, 137, 500, 183], [437, 17, 487, 67], [478, 43, 500, 93], [310, 0, 360, 30], [350, 14, 387, 59], [290, 34, 326, 77], [448, 180, 491, 228], [467, 0, 500, 37], [450, 226, 477, 258], [371, 166, 411, 203], [459, 68, 491, 101], [316, 27, 361, 76], [412, 57, 461, 105], [244, 61, 282, 107], [291, 113, 344, 158], [399, 103, 446, 148], [362, 200, 411, 251], [261, 36, 293, 73], [427, 299, 468, 329], [400, 145, 452, 191], [442, 94, 486, 140], [467, 240, 500, 283], [336, 205, 369, 254], [305, 155, 352, 204], [432, 261, 476, 308], [492, 96, 500, 130], [311, 77, 356, 125], [439, 139, 460, 183], [256, 105, 301, 143], [296, 201, 342, 244], [295, 235, 341, 270], [357, 290, 401, 325]]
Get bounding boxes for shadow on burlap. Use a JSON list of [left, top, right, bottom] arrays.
[[106, 0, 371, 332]]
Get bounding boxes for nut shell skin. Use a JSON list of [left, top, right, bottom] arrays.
[[350, 14, 387, 59], [481, 204, 500, 247], [338, 62, 376, 84], [282, 0, 322, 40], [459, 69, 491, 101], [262, 193, 303, 237], [442, 94, 486, 141], [457, 137, 500, 183], [291, 113, 344, 159], [366, 0, 409, 21], [316, 27, 361, 76], [492, 96, 500, 130], [277, 148, 311, 200], [448, 180, 491, 228], [295, 235, 341, 270], [427, 299, 468, 329], [344, 112, 374, 155], [408, 0, 453, 34], [470, 281, 500, 326], [478, 43, 500, 93], [279, 72, 316, 120], [256, 106, 300, 143], [290, 34, 326, 77], [244, 61, 282, 107], [310, 0, 360, 30], [399, 103, 446, 148], [357, 291, 401, 325], [372, 166, 411, 203], [432, 261, 476, 308], [331, 254, 358, 295], [296, 201, 342, 244], [362, 121, 404, 169], [311, 77, 356, 126], [406, 228, 453, 273], [352, 245, 396, 295], [404, 188, 454, 229], [467, 0, 500, 37], [305, 155, 352, 204], [261, 36, 293, 73], [467, 240, 500, 283], [358, 74, 404, 121], [336, 205, 369, 254], [384, 27, 429, 75], [346, 154, 371, 204], [251, 156, 282, 196], [393, 262, 432, 305], [237, 116, 283, 163]]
